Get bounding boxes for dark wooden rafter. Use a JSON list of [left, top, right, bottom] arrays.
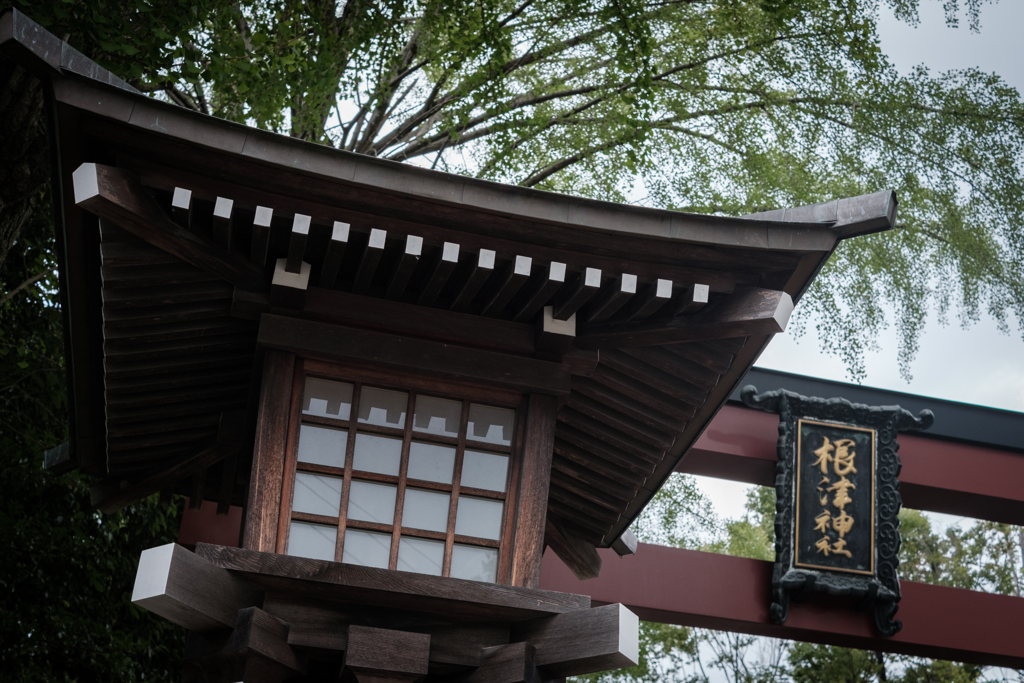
[[251, 206, 274, 268], [577, 287, 794, 348], [74, 163, 268, 291], [623, 278, 673, 321], [482, 255, 532, 317], [171, 187, 192, 228], [353, 228, 387, 294], [285, 213, 311, 274], [553, 268, 601, 321], [452, 248, 496, 313], [212, 196, 233, 249], [514, 261, 566, 323], [418, 241, 460, 306], [386, 233, 423, 300], [586, 273, 637, 324], [319, 221, 349, 287], [673, 283, 709, 315]]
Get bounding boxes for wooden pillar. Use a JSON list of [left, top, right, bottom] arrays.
[[509, 393, 558, 588], [243, 350, 296, 552]]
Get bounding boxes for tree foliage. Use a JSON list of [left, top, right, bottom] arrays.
[[0, 188, 186, 682]]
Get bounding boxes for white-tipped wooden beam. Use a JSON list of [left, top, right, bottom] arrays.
[[353, 228, 387, 294], [319, 221, 350, 287], [171, 187, 192, 228], [577, 287, 794, 348], [513, 261, 566, 323], [250, 205, 274, 267], [386, 234, 424, 300], [212, 196, 233, 249], [451, 248, 496, 312], [419, 241, 460, 306], [482, 254, 532, 316], [132, 543, 260, 633], [553, 267, 601, 321], [512, 603, 640, 677], [72, 163, 267, 291]]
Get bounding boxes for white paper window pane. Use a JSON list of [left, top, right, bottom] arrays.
[[352, 433, 402, 475], [455, 496, 503, 540], [450, 544, 498, 583], [297, 424, 347, 468], [397, 536, 444, 576], [358, 386, 408, 428], [402, 488, 451, 533], [303, 378, 353, 420], [342, 529, 391, 569], [292, 472, 342, 517], [467, 404, 515, 446], [407, 442, 455, 484], [347, 481, 397, 524], [461, 450, 508, 492], [287, 521, 337, 562], [413, 395, 462, 437]]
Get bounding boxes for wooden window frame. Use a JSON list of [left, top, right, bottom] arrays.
[[274, 358, 526, 584]]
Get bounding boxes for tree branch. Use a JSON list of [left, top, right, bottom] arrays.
[[1, 266, 54, 306]]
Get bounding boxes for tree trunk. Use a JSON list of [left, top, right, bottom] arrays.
[[0, 56, 50, 273]]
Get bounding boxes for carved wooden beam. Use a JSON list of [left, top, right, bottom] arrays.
[[576, 287, 794, 348], [91, 410, 246, 514], [72, 163, 268, 291], [131, 543, 260, 632], [545, 516, 602, 581]]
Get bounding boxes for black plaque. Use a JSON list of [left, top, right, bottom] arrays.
[[740, 385, 933, 636]]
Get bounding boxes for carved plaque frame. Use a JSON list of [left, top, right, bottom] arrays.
[[740, 385, 933, 636]]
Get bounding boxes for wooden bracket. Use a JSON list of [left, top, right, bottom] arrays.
[[344, 625, 430, 683], [545, 516, 602, 581], [184, 606, 307, 683], [535, 306, 575, 361], [461, 642, 542, 683], [270, 257, 310, 309]]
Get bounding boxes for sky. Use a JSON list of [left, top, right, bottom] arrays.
[[695, 0, 1024, 524]]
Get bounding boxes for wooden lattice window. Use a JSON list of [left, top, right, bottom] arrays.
[[276, 368, 521, 583]]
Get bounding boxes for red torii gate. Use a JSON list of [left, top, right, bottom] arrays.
[[539, 368, 1024, 669]]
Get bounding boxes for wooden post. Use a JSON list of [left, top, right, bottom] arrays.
[[243, 350, 296, 552], [509, 393, 558, 588]]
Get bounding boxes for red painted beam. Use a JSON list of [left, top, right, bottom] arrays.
[[539, 544, 1024, 668], [679, 404, 1024, 526]]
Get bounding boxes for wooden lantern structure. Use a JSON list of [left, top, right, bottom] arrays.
[[3, 9, 896, 682]]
